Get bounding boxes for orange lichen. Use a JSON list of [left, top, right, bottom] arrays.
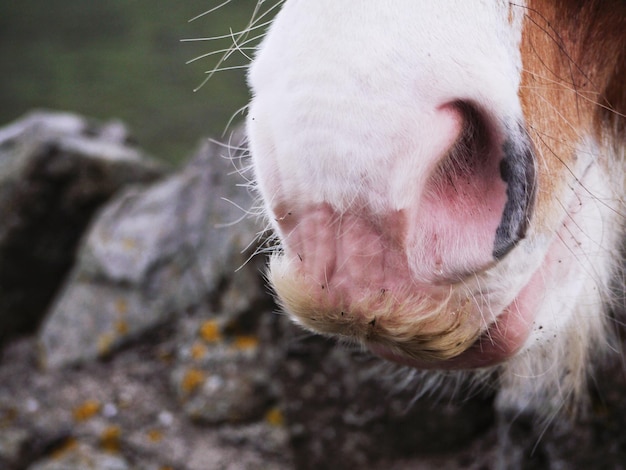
[[73, 400, 101, 422], [199, 320, 222, 343], [97, 332, 115, 356], [147, 429, 164, 443], [122, 237, 137, 250], [115, 298, 128, 314], [156, 348, 175, 364], [100, 425, 122, 453], [0, 407, 17, 427], [233, 335, 259, 351], [190, 341, 208, 360], [115, 320, 129, 335], [51, 437, 78, 460], [265, 407, 285, 427], [181, 368, 205, 394]]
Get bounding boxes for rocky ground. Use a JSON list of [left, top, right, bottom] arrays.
[[1, 111, 626, 470]]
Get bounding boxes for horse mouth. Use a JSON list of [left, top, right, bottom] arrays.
[[267, 234, 546, 370], [268, 252, 539, 369]]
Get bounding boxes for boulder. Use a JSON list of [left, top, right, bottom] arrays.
[[0, 111, 165, 347], [28, 442, 131, 470], [38, 132, 268, 368]]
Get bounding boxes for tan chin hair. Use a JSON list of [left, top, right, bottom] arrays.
[[268, 255, 483, 362]]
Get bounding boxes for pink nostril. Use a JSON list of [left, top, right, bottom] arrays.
[[404, 102, 536, 281]]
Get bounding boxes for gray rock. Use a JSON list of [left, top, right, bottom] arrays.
[[276, 325, 497, 469], [0, 427, 31, 466], [28, 442, 131, 470], [0, 111, 165, 346], [0, 332, 293, 470], [172, 312, 276, 425], [38, 133, 267, 368]]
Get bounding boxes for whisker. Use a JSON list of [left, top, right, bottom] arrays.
[[186, 46, 256, 65], [188, 0, 235, 23]]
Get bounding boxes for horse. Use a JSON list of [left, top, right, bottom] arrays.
[[244, 0, 625, 417]]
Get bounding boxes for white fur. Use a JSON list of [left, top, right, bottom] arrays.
[[248, 0, 525, 214], [498, 139, 622, 415]]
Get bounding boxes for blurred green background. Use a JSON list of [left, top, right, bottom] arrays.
[[0, 0, 265, 165]]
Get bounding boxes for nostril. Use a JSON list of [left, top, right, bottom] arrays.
[[425, 101, 506, 226], [411, 101, 536, 281], [428, 101, 495, 195], [449, 103, 537, 260]]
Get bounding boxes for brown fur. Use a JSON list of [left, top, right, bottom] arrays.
[[520, 0, 626, 227]]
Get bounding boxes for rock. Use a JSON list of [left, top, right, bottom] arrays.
[[0, 427, 31, 466], [174, 347, 270, 424], [28, 441, 131, 470], [277, 325, 497, 469], [0, 332, 293, 470], [0, 111, 165, 347], [38, 132, 268, 368], [218, 421, 291, 458], [172, 312, 277, 425]]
